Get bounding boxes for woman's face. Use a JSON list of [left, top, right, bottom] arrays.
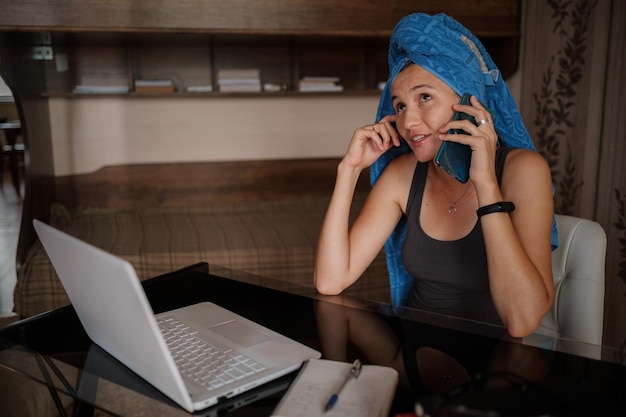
[[391, 64, 459, 162]]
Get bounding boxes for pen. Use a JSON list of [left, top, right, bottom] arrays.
[[324, 359, 362, 413]]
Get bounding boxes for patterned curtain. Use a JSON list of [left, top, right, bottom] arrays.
[[520, 0, 626, 357]]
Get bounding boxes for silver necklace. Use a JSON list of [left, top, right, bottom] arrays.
[[436, 175, 472, 214], [432, 167, 473, 214], [446, 187, 471, 214]]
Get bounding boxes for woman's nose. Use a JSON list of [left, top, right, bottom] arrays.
[[402, 108, 422, 130]]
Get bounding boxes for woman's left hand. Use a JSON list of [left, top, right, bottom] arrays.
[[439, 95, 498, 186]]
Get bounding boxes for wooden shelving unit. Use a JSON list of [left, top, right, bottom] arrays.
[[41, 32, 390, 96]]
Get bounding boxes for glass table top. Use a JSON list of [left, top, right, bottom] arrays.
[[1, 262, 624, 416]]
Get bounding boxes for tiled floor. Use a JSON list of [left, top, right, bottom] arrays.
[[0, 168, 21, 318]]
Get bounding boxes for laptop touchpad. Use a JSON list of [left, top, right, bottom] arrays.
[[210, 320, 272, 347]]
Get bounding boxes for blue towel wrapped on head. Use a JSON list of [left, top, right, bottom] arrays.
[[369, 13, 558, 307]]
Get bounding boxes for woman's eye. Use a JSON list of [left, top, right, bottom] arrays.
[[420, 94, 432, 103], [395, 103, 406, 112]]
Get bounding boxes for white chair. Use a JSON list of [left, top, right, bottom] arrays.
[[527, 214, 607, 357]]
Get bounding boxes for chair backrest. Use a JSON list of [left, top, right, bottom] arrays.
[[535, 214, 606, 347]]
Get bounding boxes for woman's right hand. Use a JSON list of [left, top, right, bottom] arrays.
[[343, 114, 402, 170], [315, 114, 404, 295]]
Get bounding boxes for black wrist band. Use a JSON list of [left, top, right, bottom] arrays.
[[476, 201, 515, 218]]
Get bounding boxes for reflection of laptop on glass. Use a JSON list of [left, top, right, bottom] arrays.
[[34, 220, 320, 412], [78, 344, 292, 416]]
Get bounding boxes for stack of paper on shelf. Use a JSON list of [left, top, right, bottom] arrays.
[[73, 74, 130, 94], [134, 79, 175, 93], [73, 85, 130, 94], [185, 85, 214, 93], [217, 69, 262, 92], [298, 76, 344, 92]]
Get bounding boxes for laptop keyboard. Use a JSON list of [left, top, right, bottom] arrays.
[[158, 316, 266, 390]]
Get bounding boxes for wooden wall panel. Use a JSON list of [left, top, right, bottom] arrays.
[[0, 0, 520, 37]]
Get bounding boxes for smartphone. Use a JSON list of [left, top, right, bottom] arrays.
[[434, 93, 477, 183]]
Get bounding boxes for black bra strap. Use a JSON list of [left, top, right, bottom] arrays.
[[495, 147, 515, 186]]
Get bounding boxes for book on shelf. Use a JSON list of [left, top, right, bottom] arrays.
[[73, 72, 130, 94], [271, 358, 398, 417], [218, 84, 263, 93], [134, 85, 175, 93], [134, 79, 175, 93], [298, 76, 344, 92], [185, 85, 214, 93], [299, 84, 344, 92], [217, 77, 261, 86], [217, 68, 262, 93], [134, 79, 173, 87], [73, 85, 130, 94]]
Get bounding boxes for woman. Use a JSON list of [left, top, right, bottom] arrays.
[[314, 13, 555, 338]]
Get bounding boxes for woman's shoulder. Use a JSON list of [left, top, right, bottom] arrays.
[[501, 148, 552, 187], [383, 152, 417, 175], [503, 148, 549, 171], [372, 152, 416, 199]]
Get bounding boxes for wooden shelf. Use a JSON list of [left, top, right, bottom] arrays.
[[45, 90, 385, 99], [42, 29, 518, 97], [41, 32, 392, 96], [0, 0, 521, 37]]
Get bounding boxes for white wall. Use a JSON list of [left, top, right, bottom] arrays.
[[48, 71, 523, 177], [49, 95, 381, 176]]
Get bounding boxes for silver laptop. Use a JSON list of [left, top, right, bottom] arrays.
[[33, 219, 320, 412]]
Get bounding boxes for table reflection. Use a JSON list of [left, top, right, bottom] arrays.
[[313, 294, 624, 416]]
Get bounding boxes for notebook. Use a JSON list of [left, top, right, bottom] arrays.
[[272, 358, 398, 417], [33, 219, 320, 412]]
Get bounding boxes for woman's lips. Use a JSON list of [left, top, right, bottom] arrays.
[[410, 134, 427, 144]]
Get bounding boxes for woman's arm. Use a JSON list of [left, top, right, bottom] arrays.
[[314, 117, 404, 295], [478, 150, 555, 338], [442, 96, 554, 338]]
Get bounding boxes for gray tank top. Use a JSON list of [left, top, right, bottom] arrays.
[[401, 147, 513, 325]]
